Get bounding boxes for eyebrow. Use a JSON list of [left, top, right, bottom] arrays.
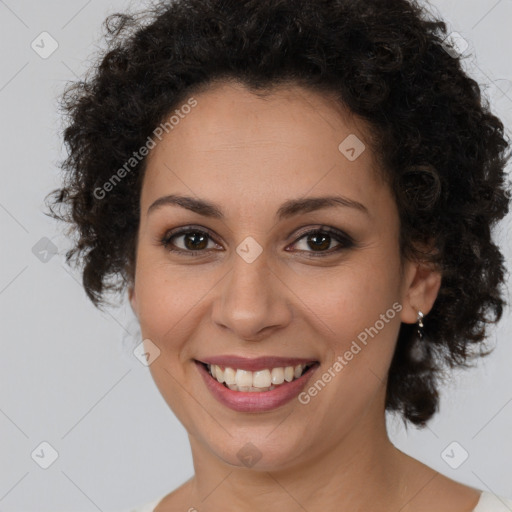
[[147, 194, 369, 220]]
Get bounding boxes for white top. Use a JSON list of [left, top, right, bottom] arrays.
[[128, 490, 512, 511], [473, 492, 512, 512]]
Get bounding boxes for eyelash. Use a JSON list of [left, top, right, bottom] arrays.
[[159, 225, 355, 258]]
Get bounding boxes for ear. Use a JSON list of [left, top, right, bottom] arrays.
[[128, 286, 138, 318], [400, 259, 442, 324]]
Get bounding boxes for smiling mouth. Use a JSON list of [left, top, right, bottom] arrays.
[[197, 361, 318, 392]]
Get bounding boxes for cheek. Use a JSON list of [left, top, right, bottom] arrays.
[[293, 258, 402, 385], [133, 259, 204, 419], [133, 254, 197, 346], [299, 263, 401, 334], [297, 271, 402, 422]]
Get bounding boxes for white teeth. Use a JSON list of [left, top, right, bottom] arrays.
[[207, 363, 312, 391], [223, 367, 236, 385], [253, 369, 271, 388], [284, 366, 295, 382], [227, 384, 272, 392], [235, 369, 253, 387], [271, 367, 285, 385]]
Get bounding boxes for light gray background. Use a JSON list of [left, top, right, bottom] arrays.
[[0, 0, 511, 510]]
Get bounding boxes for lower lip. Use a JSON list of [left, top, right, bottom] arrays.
[[195, 360, 319, 413]]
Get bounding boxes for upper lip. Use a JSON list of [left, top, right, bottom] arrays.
[[196, 355, 318, 372]]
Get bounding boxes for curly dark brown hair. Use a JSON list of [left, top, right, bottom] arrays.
[[47, 0, 511, 427]]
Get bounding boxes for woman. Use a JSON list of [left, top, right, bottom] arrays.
[[48, 0, 512, 510]]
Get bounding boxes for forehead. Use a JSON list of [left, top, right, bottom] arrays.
[[140, 81, 388, 218]]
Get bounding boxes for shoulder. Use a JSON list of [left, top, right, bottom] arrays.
[[472, 491, 512, 512]]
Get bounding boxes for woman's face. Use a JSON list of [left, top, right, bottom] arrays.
[[130, 81, 435, 470]]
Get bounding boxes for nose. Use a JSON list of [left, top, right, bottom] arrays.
[[211, 249, 293, 341]]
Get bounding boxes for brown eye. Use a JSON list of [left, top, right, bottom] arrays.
[[161, 228, 220, 255], [289, 227, 355, 256], [304, 232, 332, 251]]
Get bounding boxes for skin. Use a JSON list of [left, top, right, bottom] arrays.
[[129, 81, 482, 512]]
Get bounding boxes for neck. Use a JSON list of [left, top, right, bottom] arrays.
[[185, 392, 410, 512]]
